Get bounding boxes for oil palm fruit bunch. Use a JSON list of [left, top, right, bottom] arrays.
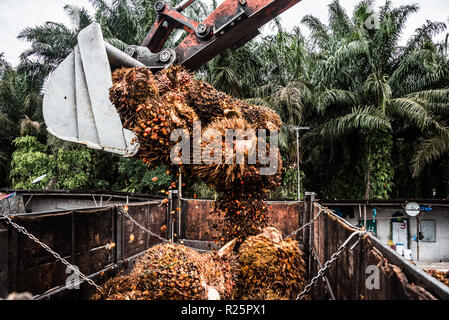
[[155, 64, 194, 95], [93, 230, 307, 301], [156, 66, 226, 126], [110, 67, 198, 166], [109, 65, 284, 249], [133, 244, 239, 300], [191, 117, 257, 186], [236, 227, 307, 300], [110, 67, 159, 127], [94, 243, 239, 300], [187, 81, 230, 126], [425, 269, 449, 287], [156, 65, 281, 130], [190, 116, 282, 246], [130, 243, 207, 300], [213, 196, 270, 246], [239, 101, 282, 130], [110, 65, 282, 171], [92, 275, 141, 300], [190, 117, 282, 194], [194, 251, 239, 300]]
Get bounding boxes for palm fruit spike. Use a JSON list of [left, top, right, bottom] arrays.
[[93, 243, 238, 300], [236, 227, 308, 300], [109, 65, 284, 248]]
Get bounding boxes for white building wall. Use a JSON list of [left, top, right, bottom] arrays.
[[408, 210, 449, 262], [343, 206, 449, 262]]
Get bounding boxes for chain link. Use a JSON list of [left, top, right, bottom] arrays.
[[286, 208, 328, 240], [120, 207, 170, 244], [296, 230, 366, 300], [1, 213, 101, 292], [119, 207, 210, 253]]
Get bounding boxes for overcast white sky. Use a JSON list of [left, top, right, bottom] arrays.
[[1, 0, 448, 67]]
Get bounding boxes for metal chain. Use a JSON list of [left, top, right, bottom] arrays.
[[120, 207, 169, 243], [120, 207, 211, 253], [296, 230, 366, 300], [1, 213, 101, 292], [286, 208, 328, 239]]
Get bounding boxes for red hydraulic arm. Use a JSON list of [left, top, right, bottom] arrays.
[[139, 0, 302, 71]]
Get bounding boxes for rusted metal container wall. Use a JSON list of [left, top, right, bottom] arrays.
[[308, 202, 449, 300], [1, 198, 303, 299], [3, 195, 448, 300], [0, 201, 168, 300], [180, 199, 303, 241], [122, 202, 167, 259]]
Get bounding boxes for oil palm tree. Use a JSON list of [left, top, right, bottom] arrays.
[[409, 17, 449, 177], [0, 65, 44, 186], [250, 21, 313, 164], [301, 0, 448, 199], [0, 53, 8, 78], [202, 41, 264, 99]]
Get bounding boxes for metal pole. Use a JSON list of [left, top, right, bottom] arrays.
[[416, 215, 420, 261], [303, 193, 311, 280], [308, 192, 316, 284], [289, 126, 310, 202], [178, 169, 182, 240], [363, 205, 367, 230], [296, 129, 300, 202]]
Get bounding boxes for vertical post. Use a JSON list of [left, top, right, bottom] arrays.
[[289, 126, 310, 202], [146, 203, 150, 249], [178, 169, 183, 199], [167, 191, 173, 242], [168, 190, 178, 242], [178, 169, 182, 241], [4, 198, 17, 295], [111, 207, 117, 264], [116, 206, 123, 267], [324, 213, 329, 298], [71, 212, 76, 264], [304, 192, 316, 282], [0, 221, 9, 298], [8, 224, 17, 294], [296, 129, 300, 201], [303, 193, 311, 280], [416, 215, 420, 261], [308, 192, 316, 283], [355, 231, 364, 300], [363, 205, 367, 230]]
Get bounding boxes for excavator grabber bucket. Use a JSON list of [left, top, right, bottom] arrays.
[[43, 1, 302, 158], [43, 23, 143, 157]]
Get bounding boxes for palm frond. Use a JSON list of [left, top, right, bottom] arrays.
[[363, 72, 392, 110], [318, 106, 391, 141], [411, 136, 449, 177], [405, 20, 447, 54], [328, 0, 353, 37], [63, 4, 93, 30], [104, 37, 129, 52], [315, 88, 361, 113], [389, 98, 449, 138], [301, 15, 330, 47]]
